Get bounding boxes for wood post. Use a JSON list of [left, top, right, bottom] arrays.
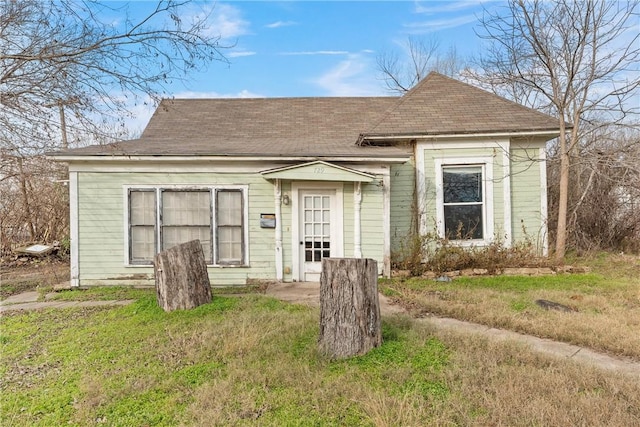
[[318, 258, 382, 359], [154, 240, 212, 312]]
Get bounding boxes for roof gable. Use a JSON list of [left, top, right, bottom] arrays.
[[362, 72, 561, 139], [261, 161, 375, 182]]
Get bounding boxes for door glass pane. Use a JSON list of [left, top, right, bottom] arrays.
[[303, 193, 331, 264]]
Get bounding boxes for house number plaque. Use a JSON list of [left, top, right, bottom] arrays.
[[260, 213, 276, 228]]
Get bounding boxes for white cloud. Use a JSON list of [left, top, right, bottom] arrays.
[[211, 3, 251, 39], [228, 50, 256, 58], [183, 3, 250, 40], [265, 20, 298, 29], [403, 14, 478, 34], [413, 0, 486, 15], [174, 89, 264, 99], [280, 50, 349, 56], [312, 54, 384, 96]]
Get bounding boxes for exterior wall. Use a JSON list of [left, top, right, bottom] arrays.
[[390, 158, 416, 254], [510, 144, 547, 251], [77, 171, 275, 286], [360, 180, 385, 271], [413, 137, 547, 252], [71, 161, 390, 286]]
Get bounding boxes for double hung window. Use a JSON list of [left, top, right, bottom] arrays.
[[442, 166, 484, 240], [127, 187, 246, 265]]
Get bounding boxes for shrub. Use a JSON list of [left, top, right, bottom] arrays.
[[392, 231, 549, 275]]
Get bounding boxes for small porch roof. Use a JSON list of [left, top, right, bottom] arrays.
[[261, 161, 375, 182]]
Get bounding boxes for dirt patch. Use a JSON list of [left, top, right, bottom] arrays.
[[0, 259, 69, 300]]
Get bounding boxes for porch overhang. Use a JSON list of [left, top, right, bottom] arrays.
[[260, 160, 375, 182]]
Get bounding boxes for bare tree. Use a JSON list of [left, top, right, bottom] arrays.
[[548, 125, 640, 253], [0, 0, 229, 252], [377, 36, 464, 93], [470, 0, 640, 261]]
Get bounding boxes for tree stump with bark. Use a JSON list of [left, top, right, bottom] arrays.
[[318, 258, 382, 359], [154, 240, 212, 312]]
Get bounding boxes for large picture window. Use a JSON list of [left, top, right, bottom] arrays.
[[127, 187, 246, 266], [162, 190, 212, 260], [438, 165, 488, 241]]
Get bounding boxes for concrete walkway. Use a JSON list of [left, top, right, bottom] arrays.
[[0, 291, 134, 313], [264, 282, 640, 379], [2, 284, 639, 378]]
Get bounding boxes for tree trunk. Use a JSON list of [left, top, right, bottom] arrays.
[[318, 258, 382, 359], [555, 133, 570, 263], [154, 240, 212, 312]]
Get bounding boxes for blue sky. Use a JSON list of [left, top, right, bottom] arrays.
[[121, 1, 497, 131]]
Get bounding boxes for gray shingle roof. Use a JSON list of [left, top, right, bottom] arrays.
[[362, 72, 561, 138], [52, 73, 561, 159]]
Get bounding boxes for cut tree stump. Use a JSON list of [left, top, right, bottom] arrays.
[[154, 240, 212, 312], [318, 258, 382, 359]]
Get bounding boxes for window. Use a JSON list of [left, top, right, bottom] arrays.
[[162, 190, 212, 260], [129, 190, 156, 263], [127, 187, 246, 265], [442, 165, 485, 240], [216, 190, 243, 264]]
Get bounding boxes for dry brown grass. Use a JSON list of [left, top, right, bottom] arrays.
[[382, 254, 640, 359], [435, 327, 640, 426]]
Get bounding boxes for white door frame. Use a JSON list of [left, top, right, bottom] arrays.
[[291, 181, 344, 281]]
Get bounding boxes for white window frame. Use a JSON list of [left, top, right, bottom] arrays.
[[435, 158, 494, 246], [123, 185, 249, 267]]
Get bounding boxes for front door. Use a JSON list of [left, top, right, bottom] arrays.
[[299, 190, 334, 281]]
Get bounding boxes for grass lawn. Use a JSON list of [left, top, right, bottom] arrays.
[[380, 253, 640, 359], [2, 287, 640, 426]]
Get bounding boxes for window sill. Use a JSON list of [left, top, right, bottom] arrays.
[[442, 239, 491, 247]]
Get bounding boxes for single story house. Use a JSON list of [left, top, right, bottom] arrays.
[[52, 72, 561, 287]]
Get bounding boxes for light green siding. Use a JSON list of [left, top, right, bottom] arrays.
[[411, 142, 545, 252], [77, 171, 277, 286], [390, 159, 416, 253], [76, 168, 388, 286], [360, 180, 384, 268], [510, 146, 545, 248]]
